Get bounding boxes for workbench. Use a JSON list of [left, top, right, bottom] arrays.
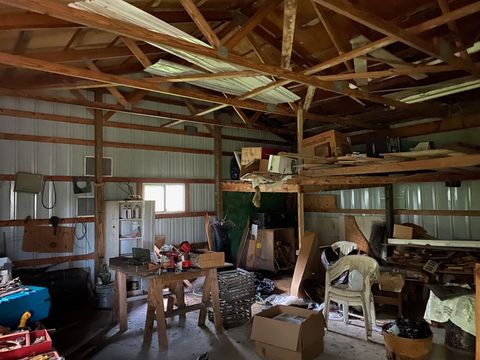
[[109, 260, 222, 351]]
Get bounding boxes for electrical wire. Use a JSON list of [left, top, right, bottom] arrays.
[[41, 180, 57, 210]]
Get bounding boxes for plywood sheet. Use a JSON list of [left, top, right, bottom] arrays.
[[304, 194, 337, 211], [23, 225, 75, 253]]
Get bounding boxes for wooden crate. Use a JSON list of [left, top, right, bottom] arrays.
[[302, 129, 351, 158]]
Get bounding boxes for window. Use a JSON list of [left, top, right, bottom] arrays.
[[143, 183, 185, 213]]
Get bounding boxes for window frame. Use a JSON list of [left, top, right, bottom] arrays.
[[143, 182, 186, 214]]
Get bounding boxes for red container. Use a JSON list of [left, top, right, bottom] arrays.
[[28, 329, 52, 355], [0, 329, 52, 360], [0, 331, 30, 360]]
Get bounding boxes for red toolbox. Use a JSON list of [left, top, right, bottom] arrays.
[[0, 329, 52, 360]]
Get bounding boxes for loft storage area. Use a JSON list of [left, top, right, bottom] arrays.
[[0, 0, 479, 359]]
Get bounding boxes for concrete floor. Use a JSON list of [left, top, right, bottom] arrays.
[[87, 299, 466, 360]]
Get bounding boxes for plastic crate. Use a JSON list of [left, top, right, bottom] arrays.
[[217, 268, 255, 302]]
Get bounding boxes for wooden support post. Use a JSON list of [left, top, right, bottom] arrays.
[[384, 185, 394, 238], [94, 90, 105, 276], [214, 126, 223, 219], [476, 263, 480, 359], [297, 108, 304, 249]]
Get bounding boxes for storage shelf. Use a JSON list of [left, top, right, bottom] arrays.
[[119, 237, 142, 241], [119, 218, 142, 221]]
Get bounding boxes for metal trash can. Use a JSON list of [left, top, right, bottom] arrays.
[[96, 283, 114, 309]]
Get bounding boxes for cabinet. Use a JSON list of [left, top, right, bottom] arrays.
[[105, 200, 155, 295]]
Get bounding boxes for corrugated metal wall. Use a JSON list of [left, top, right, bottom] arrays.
[[0, 93, 286, 273], [305, 180, 480, 245]]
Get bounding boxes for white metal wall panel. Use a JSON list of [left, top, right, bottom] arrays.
[[189, 184, 214, 212], [155, 217, 206, 245]]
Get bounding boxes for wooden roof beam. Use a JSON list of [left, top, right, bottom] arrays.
[[120, 37, 153, 68], [224, 0, 281, 50], [179, 0, 220, 48], [314, 0, 480, 77], [281, 0, 298, 70]]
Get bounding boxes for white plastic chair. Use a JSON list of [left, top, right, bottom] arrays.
[[332, 241, 358, 256], [323, 255, 380, 340]]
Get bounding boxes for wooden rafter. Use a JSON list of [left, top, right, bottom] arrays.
[[309, 1, 351, 71], [84, 59, 129, 106], [303, 86, 315, 110], [0, 10, 232, 31], [315, 64, 458, 81], [0, 0, 421, 112], [224, 0, 281, 49], [281, 0, 298, 69], [103, 90, 148, 121], [240, 1, 480, 103], [70, 89, 96, 117], [179, 0, 220, 48], [314, 0, 480, 77], [64, 28, 88, 50], [436, 0, 471, 61], [120, 37, 153, 68]]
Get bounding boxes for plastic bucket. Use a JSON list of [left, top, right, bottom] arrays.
[[383, 331, 433, 360], [96, 283, 114, 309]]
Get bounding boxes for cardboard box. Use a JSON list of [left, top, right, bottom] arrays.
[[241, 147, 278, 165], [393, 224, 414, 239], [251, 305, 325, 360], [190, 250, 225, 268]]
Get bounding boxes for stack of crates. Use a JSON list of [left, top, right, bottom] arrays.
[[209, 268, 255, 329]]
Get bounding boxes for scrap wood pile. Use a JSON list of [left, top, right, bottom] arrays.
[[387, 247, 479, 275], [236, 131, 480, 183]]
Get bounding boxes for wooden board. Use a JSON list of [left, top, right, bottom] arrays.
[[290, 231, 317, 298], [344, 215, 371, 255], [304, 194, 337, 211], [23, 225, 74, 253]]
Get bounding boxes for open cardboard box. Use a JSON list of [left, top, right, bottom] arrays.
[[190, 250, 225, 268], [251, 305, 325, 360]]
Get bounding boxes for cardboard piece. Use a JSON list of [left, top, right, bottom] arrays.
[[254, 228, 296, 272], [251, 305, 324, 360], [290, 231, 317, 298], [241, 147, 277, 165], [190, 250, 224, 268], [240, 159, 269, 177], [23, 225, 74, 253], [245, 239, 257, 270], [393, 224, 414, 239]]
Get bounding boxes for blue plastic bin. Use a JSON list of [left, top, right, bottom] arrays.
[[0, 286, 51, 328]]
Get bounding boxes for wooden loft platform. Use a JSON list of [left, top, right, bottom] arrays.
[[223, 153, 480, 193]]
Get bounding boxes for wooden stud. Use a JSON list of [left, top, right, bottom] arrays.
[[214, 127, 223, 219], [297, 108, 305, 249], [94, 90, 105, 276], [384, 185, 394, 238], [13, 252, 94, 268]]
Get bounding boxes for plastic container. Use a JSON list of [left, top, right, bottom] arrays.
[[0, 286, 50, 328], [96, 283, 114, 309]]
